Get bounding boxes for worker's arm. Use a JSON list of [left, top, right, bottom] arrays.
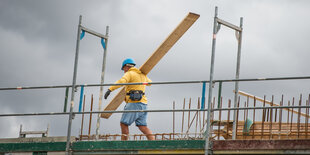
[[104, 72, 131, 100], [109, 72, 131, 91]]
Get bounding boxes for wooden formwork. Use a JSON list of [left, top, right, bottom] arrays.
[[212, 120, 310, 140]]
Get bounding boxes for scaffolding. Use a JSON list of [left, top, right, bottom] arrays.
[[1, 7, 310, 155]]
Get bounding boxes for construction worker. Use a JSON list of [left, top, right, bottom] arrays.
[[104, 58, 155, 140]]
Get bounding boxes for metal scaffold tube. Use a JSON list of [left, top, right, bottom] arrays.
[[66, 15, 82, 154], [232, 17, 243, 140], [205, 6, 218, 155], [1, 76, 310, 91], [1, 105, 310, 117], [96, 26, 109, 140]]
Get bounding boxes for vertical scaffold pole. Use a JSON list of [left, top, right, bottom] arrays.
[[232, 17, 243, 140], [96, 26, 109, 140], [66, 15, 82, 154], [205, 6, 218, 155]]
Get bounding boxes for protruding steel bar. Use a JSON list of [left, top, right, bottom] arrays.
[[287, 101, 290, 125], [227, 100, 231, 139], [66, 15, 82, 154], [198, 98, 202, 136], [279, 95, 284, 136], [182, 98, 185, 135], [96, 26, 109, 140], [80, 95, 86, 140], [205, 6, 218, 155], [261, 96, 266, 139], [267, 105, 270, 122], [245, 96, 249, 139], [186, 107, 199, 134], [252, 97, 256, 139], [290, 98, 295, 132], [195, 100, 199, 138], [275, 100, 278, 123], [88, 94, 94, 139], [243, 100, 246, 140], [298, 94, 302, 138], [188, 98, 191, 134], [217, 97, 222, 140], [235, 97, 240, 139], [270, 96, 274, 140], [173, 101, 175, 139], [306, 94, 309, 138], [243, 100, 246, 125]]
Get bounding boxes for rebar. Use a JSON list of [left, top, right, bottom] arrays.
[[181, 98, 185, 134], [252, 96, 256, 139], [298, 94, 302, 138], [173, 101, 175, 139], [261, 96, 266, 139], [80, 94, 86, 139], [88, 94, 94, 138]]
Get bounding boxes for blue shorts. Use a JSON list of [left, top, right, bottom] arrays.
[[120, 102, 148, 126]]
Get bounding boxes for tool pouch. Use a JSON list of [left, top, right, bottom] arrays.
[[127, 90, 144, 101]]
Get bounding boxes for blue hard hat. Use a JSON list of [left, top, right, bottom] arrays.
[[121, 58, 136, 70]]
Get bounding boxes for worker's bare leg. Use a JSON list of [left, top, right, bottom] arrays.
[[138, 125, 155, 140], [120, 123, 129, 140]]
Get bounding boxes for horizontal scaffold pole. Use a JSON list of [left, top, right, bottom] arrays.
[[0, 105, 310, 117], [80, 26, 108, 39], [1, 76, 310, 91]]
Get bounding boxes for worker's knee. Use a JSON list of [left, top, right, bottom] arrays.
[[120, 123, 129, 133], [137, 125, 150, 132]]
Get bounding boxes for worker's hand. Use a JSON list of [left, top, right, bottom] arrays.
[[104, 89, 111, 99]]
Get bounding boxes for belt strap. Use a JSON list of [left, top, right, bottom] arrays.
[[126, 90, 145, 95], [126, 92, 145, 95]]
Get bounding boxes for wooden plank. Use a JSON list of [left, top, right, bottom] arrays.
[[101, 12, 200, 119], [100, 87, 126, 118], [238, 90, 310, 118]]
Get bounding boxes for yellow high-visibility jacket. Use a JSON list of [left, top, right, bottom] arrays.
[[109, 67, 152, 104]]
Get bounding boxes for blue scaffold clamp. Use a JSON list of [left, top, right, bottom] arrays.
[[101, 38, 106, 50], [80, 30, 85, 40]]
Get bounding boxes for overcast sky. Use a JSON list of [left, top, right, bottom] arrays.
[[0, 0, 310, 139]]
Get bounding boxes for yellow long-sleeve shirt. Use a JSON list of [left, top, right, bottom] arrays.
[[109, 67, 152, 104]]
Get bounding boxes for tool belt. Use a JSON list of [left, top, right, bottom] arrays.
[[126, 90, 145, 101]]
